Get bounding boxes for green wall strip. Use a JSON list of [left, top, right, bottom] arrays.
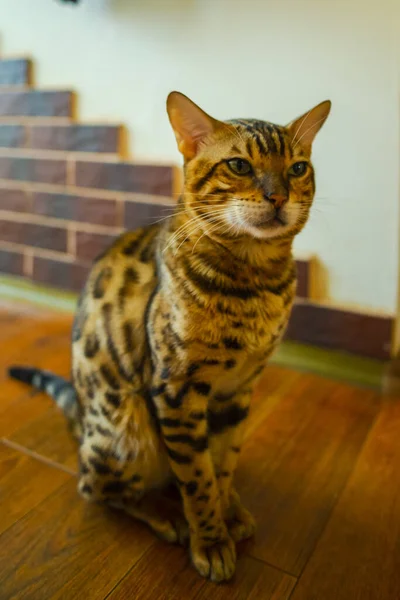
[[0, 275, 78, 313]]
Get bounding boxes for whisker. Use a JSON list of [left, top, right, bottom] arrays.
[[176, 223, 202, 253], [292, 116, 327, 150], [170, 208, 229, 254], [171, 191, 234, 200], [175, 215, 220, 253], [220, 121, 246, 146], [154, 203, 238, 223], [163, 212, 211, 253], [162, 215, 200, 250], [291, 110, 312, 146], [191, 217, 227, 253]]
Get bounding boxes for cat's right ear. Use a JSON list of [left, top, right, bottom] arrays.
[[167, 92, 218, 159]]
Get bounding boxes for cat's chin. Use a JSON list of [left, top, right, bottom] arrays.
[[224, 208, 294, 240], [244, 223, 291, 240], [231, 217, 292, 240]]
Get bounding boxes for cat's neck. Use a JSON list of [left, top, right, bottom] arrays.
[[163, 202, 294, 272]]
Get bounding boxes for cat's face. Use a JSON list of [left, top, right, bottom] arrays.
[[167, 93, 331, 241]]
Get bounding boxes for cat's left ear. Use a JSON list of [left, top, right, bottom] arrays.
[[167, 91, 220, 159], [287, 100, 331, 151]]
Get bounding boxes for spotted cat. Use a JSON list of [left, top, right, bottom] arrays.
[[9, 91, 331, 582]]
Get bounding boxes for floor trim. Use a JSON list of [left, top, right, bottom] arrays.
[[0, 274, 77, 312], [271, 340, 384, 390], [287, 299, 393, 361]]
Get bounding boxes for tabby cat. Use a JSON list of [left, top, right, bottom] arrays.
[[9, 91, 331, 582]]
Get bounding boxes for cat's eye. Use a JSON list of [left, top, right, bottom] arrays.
[[289, 161, 308, 177], [227, 158, 252, 176]]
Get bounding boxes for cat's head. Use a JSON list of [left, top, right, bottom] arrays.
[[167, 92, 331, 241]]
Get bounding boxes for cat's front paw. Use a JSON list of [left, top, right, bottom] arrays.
[[190, 534, 236, 582], [224, 491, 256, 542], [153, 515, 189, 545], [227, 504, 256, 542]]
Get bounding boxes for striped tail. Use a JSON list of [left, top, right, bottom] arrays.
[[8, 366, 82, 439]]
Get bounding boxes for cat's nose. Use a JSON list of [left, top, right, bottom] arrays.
[[264, 193, 288, 208]]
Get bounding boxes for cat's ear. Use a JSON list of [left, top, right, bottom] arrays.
[[287, 100, 331, 150], [167, 92, 219, 159]]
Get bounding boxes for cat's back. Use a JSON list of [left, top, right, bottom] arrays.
[[77, 222, 161, 313], [71, 223, 162, 390]]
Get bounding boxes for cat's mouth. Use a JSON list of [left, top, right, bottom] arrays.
[[254, 210, 287, 229], [225, 203, 291, 237]]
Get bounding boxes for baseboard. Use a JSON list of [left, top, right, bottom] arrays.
[[286, 299, 393, 361]]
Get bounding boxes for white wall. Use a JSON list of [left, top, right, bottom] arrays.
[[0, 0, 398, 314]]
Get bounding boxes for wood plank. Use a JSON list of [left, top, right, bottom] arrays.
[[0, 308, 27, 341], [0, 442, 70, 535], [0, 319, 70, 426], [246, 365, 302, 440], [0, 386, 53, 435], [0, 480, 154, 600], [0, 306, 68, 348], [291, 398, 400, 600], [234, 375, 380, 576], [0, 312, 71, 363], [107, 544, 296, 600], [1, 329, 71, 378], [8, 406, 78, 472], [0, 337, 71, 430], [2, 303, 395, 598], [0, 308, 76, 467]]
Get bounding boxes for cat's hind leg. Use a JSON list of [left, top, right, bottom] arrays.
[[77, 396, 188, 544], [109, 491, 189, 545]]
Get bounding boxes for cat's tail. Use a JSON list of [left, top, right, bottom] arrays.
[[8, 366, 82, 439]]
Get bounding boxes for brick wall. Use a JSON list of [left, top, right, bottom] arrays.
[[0, 57, 179, 291]]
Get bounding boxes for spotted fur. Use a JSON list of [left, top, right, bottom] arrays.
[[9, 91, 330, 583]]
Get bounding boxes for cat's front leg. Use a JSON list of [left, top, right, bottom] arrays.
[[214, 390, 256, 542], [152, 377, 236, 583]]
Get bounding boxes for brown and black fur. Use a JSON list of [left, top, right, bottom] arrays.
[[9, 92, 331, 582]]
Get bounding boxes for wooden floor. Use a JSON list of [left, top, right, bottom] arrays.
[[1, 301, 400, 600]]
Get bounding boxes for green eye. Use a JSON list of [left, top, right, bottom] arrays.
[[289, 161, 308, 177], [227, 158, 252, 176]]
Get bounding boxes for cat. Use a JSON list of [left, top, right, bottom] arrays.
[[9, 91, 331, 582]]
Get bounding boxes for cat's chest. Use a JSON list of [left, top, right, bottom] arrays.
[[216, 294, 292, 352]]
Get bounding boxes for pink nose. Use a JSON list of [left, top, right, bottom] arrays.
[[267, 194, 288, 209]]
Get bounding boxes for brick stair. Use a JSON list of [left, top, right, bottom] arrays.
[[0, 55, 179, 291]]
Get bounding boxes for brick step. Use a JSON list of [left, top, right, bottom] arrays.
[[0, 245, 89, 292], [0, 123, 123, 154], [0, 90, 73, 118], [0, 188, 169, 229], [0, 58, 32, 87], [0, 154, 177, 196]]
